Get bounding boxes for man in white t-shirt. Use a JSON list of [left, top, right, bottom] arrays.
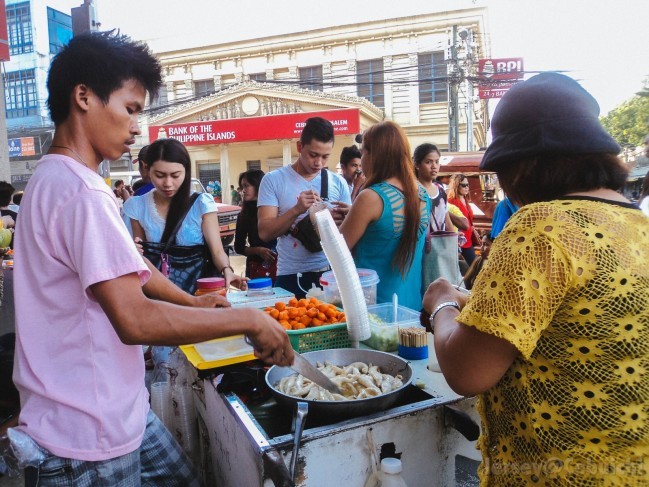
[[258, 117, 351, 298], [12, 31, 293, 486]]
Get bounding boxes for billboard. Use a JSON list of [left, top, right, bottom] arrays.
[[8, 137, 37, 157], [149, 108, 361, 146], [478, 58, 524, 99], [0, 0, 8, 61]]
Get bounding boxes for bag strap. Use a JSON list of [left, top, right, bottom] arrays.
[[164, 192, 201, 251], [320, 168, 329, 200]]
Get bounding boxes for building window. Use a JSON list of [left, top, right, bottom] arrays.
[[7, 2, 33, 55], [198, 162, 222, 189], [194, 79, 214, 98], [148, 85, 169, 111], [299, 65, 322, 91], [4, 69, 38, 119], [47, 7, 72, 54], [418, 52, 448, 103], [246, 160, 261, 171], [249, 73, 266, 83], [357, 59, 384, 108]]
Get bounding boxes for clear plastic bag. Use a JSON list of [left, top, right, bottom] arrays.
[[0, 428, 47, 477]]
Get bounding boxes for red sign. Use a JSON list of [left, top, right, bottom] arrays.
[[149, 108, 361, 146], [0, 1, 9, 62], [478, 57, 524, 99]]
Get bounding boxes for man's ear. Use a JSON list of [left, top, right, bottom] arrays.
[[296, 141, 302, 153], [72, 84, 92, 113]]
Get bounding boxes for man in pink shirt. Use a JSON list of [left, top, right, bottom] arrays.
[[12, 31, 293, 486]]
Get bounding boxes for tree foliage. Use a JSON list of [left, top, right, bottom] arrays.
[[600, 79, 649, 148]]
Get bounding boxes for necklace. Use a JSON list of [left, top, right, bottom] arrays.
[[49, 145, 89, 168]]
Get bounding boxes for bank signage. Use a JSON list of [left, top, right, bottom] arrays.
[[149, 108, 361, 146], [477, 57, 524, 99], [8, 137, 36, 158]]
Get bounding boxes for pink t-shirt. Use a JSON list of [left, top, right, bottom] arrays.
[[13, 155, 152, 461]]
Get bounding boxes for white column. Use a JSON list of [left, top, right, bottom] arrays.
[[282, 141, 293, 166], [220, 144, 231, 203]]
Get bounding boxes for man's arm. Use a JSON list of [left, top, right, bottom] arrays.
[[142, 256, 229, 308], [91, 273, 294, 366]]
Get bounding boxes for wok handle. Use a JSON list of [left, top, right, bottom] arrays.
[[290, 402, 308, 481], [262, 448, 295, 487], [444, 404, 480, 441]]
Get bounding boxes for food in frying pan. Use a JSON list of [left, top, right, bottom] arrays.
[[275, 361, 404, 401]]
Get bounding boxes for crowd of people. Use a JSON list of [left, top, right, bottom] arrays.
[[2, 30, 646, 487]]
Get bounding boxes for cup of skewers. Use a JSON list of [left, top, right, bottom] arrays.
[[397, 327, 429, 360]]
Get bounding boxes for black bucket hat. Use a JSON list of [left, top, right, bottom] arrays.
[[480, 73, 620, 170]]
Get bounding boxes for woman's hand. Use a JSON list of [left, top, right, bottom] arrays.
[[422, 278, 470, 314], [224, 267, 249, 290], [133, 237, 145, 255], [253, 247, 276, 263]]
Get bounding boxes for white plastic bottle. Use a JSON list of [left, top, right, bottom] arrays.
[[379, 458, 408, 487]]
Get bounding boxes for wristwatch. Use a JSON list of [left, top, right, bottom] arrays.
[[430, 301, 461, 327]]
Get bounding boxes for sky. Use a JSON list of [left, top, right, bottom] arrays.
[[94, 0, 649, 116]]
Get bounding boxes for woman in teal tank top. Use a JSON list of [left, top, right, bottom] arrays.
[[339, 122, 431, 310]]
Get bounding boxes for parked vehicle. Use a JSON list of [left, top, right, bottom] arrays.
[[191, 178, 241, 248], [437, 152, 501, 233]]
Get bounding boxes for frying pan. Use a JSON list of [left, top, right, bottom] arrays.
[[265, 349, 413, 420]]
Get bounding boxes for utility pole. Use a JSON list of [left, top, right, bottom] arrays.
[[447, 25, 477, 153], [447, 26, 460, 153]]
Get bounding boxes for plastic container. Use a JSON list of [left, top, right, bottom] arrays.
[[363, 303, 422, 352], [194, 277, 226, 296], [319, 268, 379, 307], [246, 277, 273, 297], [379, 458, 409, 487]]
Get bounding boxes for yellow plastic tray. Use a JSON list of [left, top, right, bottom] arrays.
[[180, 335, 256, 370]]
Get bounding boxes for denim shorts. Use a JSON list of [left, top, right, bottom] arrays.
[[24, 410, 200, 486]]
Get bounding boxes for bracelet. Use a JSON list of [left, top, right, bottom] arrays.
[[219, 265, 234, 275], [430, 301, 461, 327]]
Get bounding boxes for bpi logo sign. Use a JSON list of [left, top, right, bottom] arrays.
[[478, 57, 524, 99]]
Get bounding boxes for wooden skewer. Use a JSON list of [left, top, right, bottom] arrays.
[[398, 327, 427, 347]]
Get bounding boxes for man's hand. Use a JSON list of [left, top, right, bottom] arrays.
[[330, 201, 350, 226], [247, 312, 295, 366], [295, 189, 320, 213], [190, 292, 231, 308]]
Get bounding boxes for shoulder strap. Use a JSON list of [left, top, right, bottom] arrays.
[[320, 168, 329, 200], [164, 192, 201, 251]]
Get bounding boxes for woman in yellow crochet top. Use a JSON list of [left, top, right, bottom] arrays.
[[424, 73, 648, 486]]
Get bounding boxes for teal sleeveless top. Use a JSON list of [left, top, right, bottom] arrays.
[[353, 182, 431, 310]]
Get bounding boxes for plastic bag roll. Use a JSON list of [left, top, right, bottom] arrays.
[[315, 210, 370, 344]]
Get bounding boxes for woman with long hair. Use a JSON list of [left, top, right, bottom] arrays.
[[339, 121, 430, 310], [447, 173, 477, 265], [423, 73, 648, 486], [234, 169, 277, 281], [124, 138, 245, 292]]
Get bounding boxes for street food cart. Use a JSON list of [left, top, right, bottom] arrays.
[[170, 289, 481, 487]]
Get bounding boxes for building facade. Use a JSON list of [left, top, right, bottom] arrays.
[[141, 8, 490, 203], [2, 0, 96, 189]]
